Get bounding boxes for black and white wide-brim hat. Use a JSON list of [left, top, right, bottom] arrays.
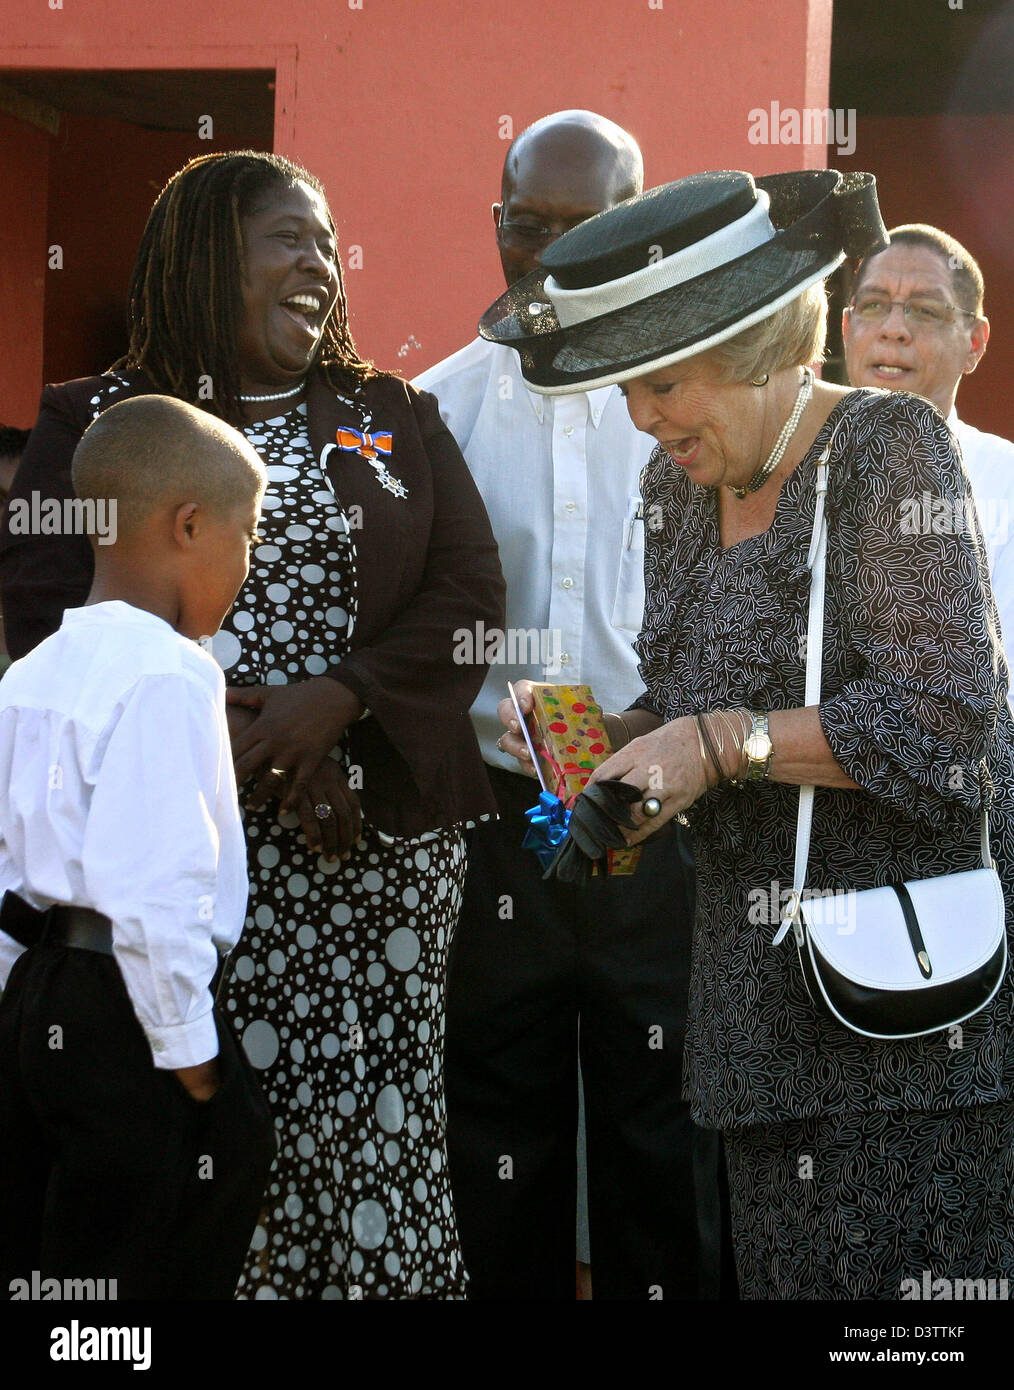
[[478, 168, 886, 394]]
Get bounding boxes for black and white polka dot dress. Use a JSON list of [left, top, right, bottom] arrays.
[[210, 403, 468, 1300]]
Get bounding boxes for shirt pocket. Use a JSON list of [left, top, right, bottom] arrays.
[[610, 494, 646, 633]]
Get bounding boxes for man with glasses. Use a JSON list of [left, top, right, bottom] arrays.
[[843, 223, 1014, 686], [414, 111, 709, 1300]]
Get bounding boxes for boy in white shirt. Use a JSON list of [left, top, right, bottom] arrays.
[[0, 395, 274, 1300]]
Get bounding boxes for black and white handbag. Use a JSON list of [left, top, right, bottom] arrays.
[[770, 434, 1007, 1040]]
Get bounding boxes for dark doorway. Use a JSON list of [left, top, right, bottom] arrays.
[[1, 69, 273, 422]]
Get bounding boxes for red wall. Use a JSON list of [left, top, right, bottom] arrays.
[[2, 110, 49, 426], [834, 114, 1014, 442], [1, 0, 832, 424]]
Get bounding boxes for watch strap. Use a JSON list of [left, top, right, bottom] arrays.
[[744, 712, 772, 781]]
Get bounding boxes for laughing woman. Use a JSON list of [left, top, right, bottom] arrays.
[[0, 151, 505, 1299], [486, 171, 1014, 1300]]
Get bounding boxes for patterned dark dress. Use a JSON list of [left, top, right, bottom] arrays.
[[210, 403, 467, 1300], [633, 388, 1014, 1298]]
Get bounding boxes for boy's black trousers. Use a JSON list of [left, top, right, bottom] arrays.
[[0, 941, 275, 1300]]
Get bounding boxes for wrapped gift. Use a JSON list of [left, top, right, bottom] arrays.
[[526, 682, 641, 876]]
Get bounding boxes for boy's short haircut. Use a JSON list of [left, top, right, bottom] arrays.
[[71, 395, 266, 540]]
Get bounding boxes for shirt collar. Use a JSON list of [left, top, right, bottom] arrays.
[[586, 384, 615, 429], [61, 600, 177, 636], [522, 378, 617, 430]]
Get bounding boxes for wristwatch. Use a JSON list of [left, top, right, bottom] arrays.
[[743, 712, 773, 781]]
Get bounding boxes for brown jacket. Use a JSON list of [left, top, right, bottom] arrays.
[[0, 367, 506, 835]]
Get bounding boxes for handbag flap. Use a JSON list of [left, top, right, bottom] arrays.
[[802, 868, 1005, 989]]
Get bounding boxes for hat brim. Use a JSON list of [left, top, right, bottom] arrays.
[[479, 170, 886, 395]]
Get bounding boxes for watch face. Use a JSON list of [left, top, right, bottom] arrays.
[[745, 733, 772, 761]]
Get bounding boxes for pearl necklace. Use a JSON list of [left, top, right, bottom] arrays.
[[726, 366, 814, 499], [239, 381, 307, 403]]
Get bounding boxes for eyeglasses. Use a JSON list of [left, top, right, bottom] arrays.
[[495, 208, 587, 250], [848, 294, 978, 330]]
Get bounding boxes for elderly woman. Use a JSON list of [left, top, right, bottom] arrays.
[[0, 151, 505, 1299], [484, 170, 1014, 1300]]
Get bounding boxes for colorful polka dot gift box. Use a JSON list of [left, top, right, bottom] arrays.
[[527, 683, 641, 876]]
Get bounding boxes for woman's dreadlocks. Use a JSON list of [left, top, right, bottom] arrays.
[[113, 150, 374, 423]]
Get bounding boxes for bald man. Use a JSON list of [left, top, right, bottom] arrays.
[[416, 111, 709, 1301]]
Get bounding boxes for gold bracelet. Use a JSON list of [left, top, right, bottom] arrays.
[[706, 709, 727, 766], [605, 711, 633, 749], [737, 708, 752, 781], [712, 709, 748, 784], [712, 709, 740, 758], [697, 713, 725, 786], [693, 715, 711, 784], [724, 707, 751, 785]]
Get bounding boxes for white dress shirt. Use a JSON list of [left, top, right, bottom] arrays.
[[0, 600, 249, 1069], [949, 409, 1014, 694], [415, 337, 656, 770]]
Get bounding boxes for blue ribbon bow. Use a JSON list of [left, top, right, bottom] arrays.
[[522, 792, 571, 871]]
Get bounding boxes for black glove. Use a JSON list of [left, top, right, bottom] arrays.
[[0, 890, 46, 949], [543, 779, 643, 886]]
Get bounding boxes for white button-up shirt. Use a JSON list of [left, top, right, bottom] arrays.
[[415, 338, 655, 770], [949, 409, 1014, 695], [0, 600, 248, 1069]]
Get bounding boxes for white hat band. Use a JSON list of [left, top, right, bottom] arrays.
[[544, 191, 776, 330]]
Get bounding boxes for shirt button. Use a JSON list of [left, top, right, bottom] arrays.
[[563, 425, 575, 436], [560, 652, 571, 665], [565, 501, 577, 512], [150, 1037, 164, 1053], [561, 577, 574, 589]]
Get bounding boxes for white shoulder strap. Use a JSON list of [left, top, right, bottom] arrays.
[[770, 418, 993, 947], [771, 444, 831, 946]]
